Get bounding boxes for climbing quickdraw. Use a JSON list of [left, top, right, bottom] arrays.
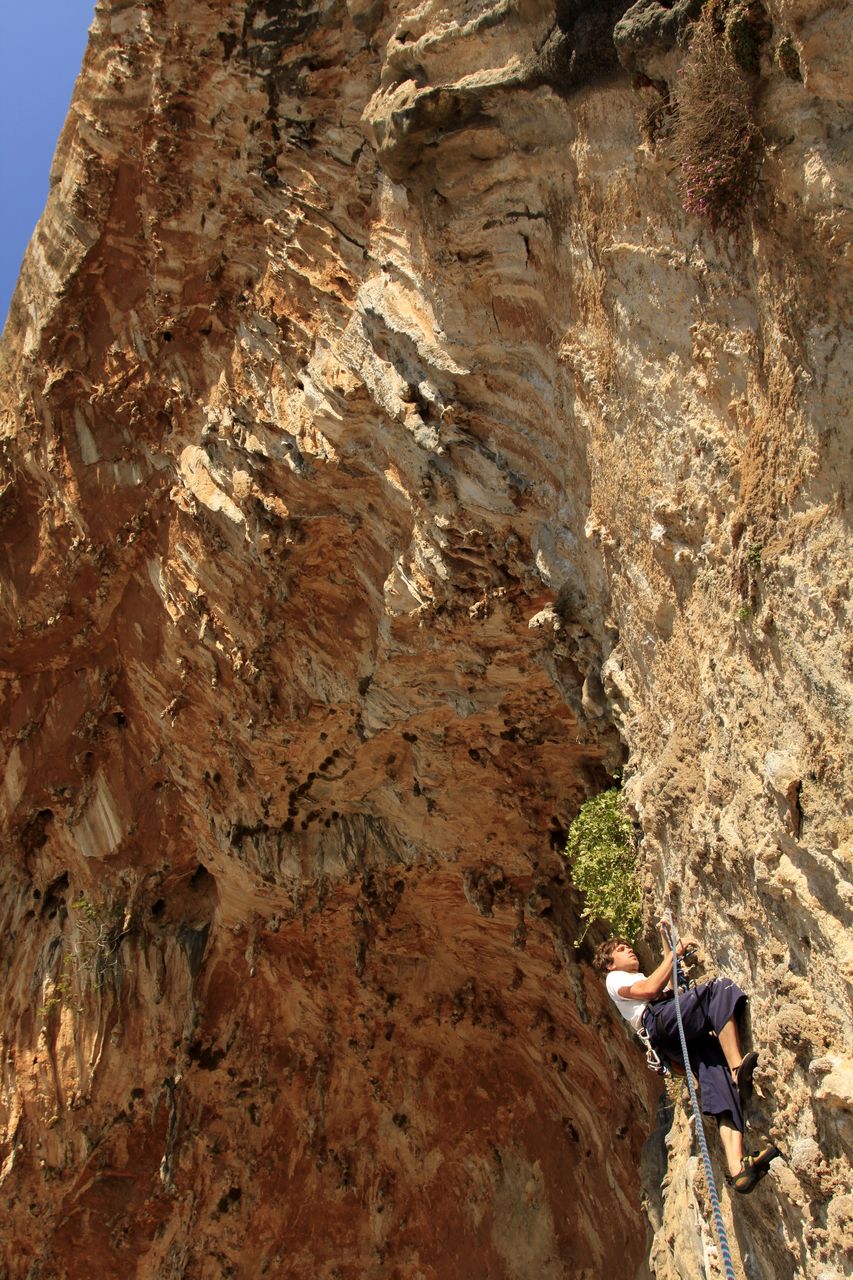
[[637, 1023, 669, 1076]]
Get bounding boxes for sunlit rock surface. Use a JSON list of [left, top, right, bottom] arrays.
[[0, 1, 850, 1277]]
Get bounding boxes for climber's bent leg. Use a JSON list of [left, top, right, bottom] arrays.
[[649, 1019, 746, 1133], [717, 1115, 743, 1178], [716, 1016, 744, 1074]]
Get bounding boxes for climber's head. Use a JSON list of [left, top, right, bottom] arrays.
[[593, 937, 640, 975]]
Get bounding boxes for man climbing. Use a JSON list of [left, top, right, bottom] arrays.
[[594, 921, 780, 1194]]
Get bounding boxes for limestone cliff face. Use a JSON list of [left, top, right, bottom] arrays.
[[0, 2, 849, 1278]]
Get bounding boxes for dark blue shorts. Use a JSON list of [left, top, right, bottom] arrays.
[[643, 979, 748, 1132]]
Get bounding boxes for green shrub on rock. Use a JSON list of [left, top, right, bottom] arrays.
[[724, 1, 771, 75], [565, 788, 643, 943], [776, 35, 801, 81]]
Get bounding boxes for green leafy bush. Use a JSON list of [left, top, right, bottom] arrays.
[[565, 788, 642, 943]]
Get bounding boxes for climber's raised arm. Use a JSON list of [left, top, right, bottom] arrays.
[[615, 919, 698, 998]]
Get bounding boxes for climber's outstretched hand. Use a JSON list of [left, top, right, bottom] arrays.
[[657, 918, 699, 960], [657, 917, 674, 955]]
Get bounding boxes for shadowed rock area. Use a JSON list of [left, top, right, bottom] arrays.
[[0, 1, 850, 1277]]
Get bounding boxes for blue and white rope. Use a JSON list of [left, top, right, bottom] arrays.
[[663, 913, 737, 1280]]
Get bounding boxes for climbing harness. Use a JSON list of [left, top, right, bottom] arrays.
[[637, 945, 696, 1076], [662, 913, 737, 1280]]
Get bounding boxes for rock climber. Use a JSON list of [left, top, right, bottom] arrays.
[[594, 921, 780, 1194]]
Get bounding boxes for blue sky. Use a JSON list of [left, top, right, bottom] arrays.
[[0, 1, 96, 330]]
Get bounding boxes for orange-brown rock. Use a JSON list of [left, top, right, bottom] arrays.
[[0, 2, 850, 1278]]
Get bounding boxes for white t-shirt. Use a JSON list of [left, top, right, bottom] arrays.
[[605, 969, 648, 1032]]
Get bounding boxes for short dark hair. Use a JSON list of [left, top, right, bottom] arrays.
[[592, 937, 630, 975]]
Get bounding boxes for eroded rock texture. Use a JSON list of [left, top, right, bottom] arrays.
[[0, 1, 850, 1277]]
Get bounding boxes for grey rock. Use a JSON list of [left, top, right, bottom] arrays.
[[613, 0, 703, 76], [528, 1, 634, 96]]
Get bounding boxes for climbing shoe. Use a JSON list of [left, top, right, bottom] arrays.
[[733, 1051, 759, 1102], [728, 1142, 781, 1194]]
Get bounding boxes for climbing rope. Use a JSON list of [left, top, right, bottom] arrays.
[[662, 912, 737, 1280]]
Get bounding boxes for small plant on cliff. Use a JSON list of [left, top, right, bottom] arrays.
[[69, 895, 130, 990], [39, 899, 130, 1020], [665, 1074, 686, 1107], [40, 901, 131, 1018], [565, 789, 642, 943], [724, 1, 771, 74], [39, 955, 76, 1018], [776, 35, 801, 81], [672, 4, 763, 230]]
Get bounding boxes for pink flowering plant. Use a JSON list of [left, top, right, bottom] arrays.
[[673, 5, 762, 230]]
